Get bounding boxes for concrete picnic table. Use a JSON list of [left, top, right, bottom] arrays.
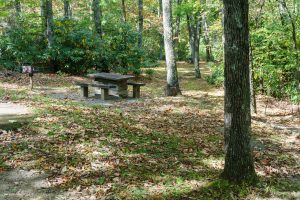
[[87, 73, 135, 98]]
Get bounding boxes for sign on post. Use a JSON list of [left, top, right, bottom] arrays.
[[22, 65, 34, 90]]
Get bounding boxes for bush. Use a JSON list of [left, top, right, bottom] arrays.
[[205, 63, 224, 86], [0, 18, 144, 75]]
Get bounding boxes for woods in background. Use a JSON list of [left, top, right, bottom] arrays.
[[0, 0, 299, 101]]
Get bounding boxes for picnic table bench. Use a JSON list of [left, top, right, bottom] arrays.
[[76, 82, 116, 100], [127, 82, 146, 98]]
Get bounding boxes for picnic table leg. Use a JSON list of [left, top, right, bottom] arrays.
[[101, 88, 109, 100], [81, 86, 89, 98], [132, 86, 140, 98], [118, 80, 128, 98]]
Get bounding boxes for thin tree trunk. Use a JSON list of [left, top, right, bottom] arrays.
[[122, 0, 127, 22], [138, 0, 143, 48], [203, 12, 213, 62], [15, 0, 21, 17], [187, 15, 195, 64], [92, 0, 103, 38], [159, 0, 164, 60], [187, 13, 201, 78], [44, 0, 54, 48], [64, 0, 72, 19], [162, 0, 181, 96], [41, 0, 47, 35], [193, 16, 201, 79], [222, 0, 257, 183], [249, 40, 257, 114], [174, 0, 182, 59], [279, 0, 298, 50]]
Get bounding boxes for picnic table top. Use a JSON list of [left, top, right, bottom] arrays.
[[87, 73, 135, 81]]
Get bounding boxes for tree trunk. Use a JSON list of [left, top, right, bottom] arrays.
[[15, 0, 21, 17], [249, 40, 257, 114], [162, 0, 181, 96], [41, 0, 47, 35], [279, 0, 298, 50], [203, 12, 213, 62], [44, 0, 54, 48], [193, 16, 201, 79], [187, 14, 201, 78], [92, 0, 103, 38], [64, 0, 72, 19], [173, 0, 182, 59], [222, 0, 257, 183], [138, 0, 143, 48], [159, 0, 164, 60], [187, 15, 195, 64], [122, 0, 127, 22]]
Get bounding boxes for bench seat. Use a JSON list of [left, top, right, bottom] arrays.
[[127, 82, 146, 98], [75, 82, 116, 100]]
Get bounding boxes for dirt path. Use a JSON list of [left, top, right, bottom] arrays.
[[0, 169, 58, 200]]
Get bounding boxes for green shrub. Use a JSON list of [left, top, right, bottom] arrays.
[[205, 63, 224, 86]]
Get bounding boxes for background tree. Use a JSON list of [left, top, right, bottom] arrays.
[[64, 0, 72, 19], [162, 0, 181, 96], [138, 0, 143, 48], [92, 0, 103, 38]]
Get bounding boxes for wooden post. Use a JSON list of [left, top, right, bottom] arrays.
[[101, 88, 109, 100], [29, 73, 34, 90], [133, 86, 140, 98], [82, 86, 88, 98]]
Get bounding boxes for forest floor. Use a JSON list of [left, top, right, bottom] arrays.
[[0, 62, 299, 200]]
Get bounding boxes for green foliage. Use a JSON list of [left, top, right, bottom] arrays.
[[205, 63, 224, 86], [251, 23, 300, 103], [144, 68, 155, 79], [0, 18, 144, 75]]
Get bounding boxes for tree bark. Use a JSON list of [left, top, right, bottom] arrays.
[[162, 0, 181, 96], [92, 0, 103, 38], [64, 0, 72, 19], [138, 0, 143, 48], [222, 0, 257, 183]]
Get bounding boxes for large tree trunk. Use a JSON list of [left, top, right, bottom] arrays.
[[138, 0, 143, 48], [64, 0, 72, 19], [162, 0, 181, 96], [92, 0, 103, 38], [222, 0, 257, 183]]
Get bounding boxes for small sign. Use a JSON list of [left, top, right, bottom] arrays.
[[22, 66, 34, 74]]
